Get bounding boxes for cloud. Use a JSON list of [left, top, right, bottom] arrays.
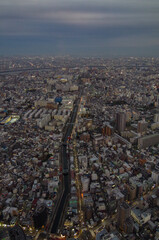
[[108, 35, 159, 48], [1, 0, 159, 26], [0, 0, 159, 56], [1, 8, 159, 37]]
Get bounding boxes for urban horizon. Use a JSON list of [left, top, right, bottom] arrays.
[[0, 56, 159, 240]]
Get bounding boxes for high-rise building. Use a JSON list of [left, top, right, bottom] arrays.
[[123, 217, 134, 234], [137, 120, 148, 134], [151, 171, 159, 184], [0, 228, 10, 239], [0, 225, 26, 240], [9, 225, 26, 240], [138, 134, 159, 149], [117, 202, 130, 231], [85, 206, 93, 220], [33, 204, 48, 229], [106, 123, 114, 136], [136, 182, 143, 198], [154, 113, 159, 123], [127, 185, 136, 201], [107, 196, 117, 214], [116, 112, 126, 133]]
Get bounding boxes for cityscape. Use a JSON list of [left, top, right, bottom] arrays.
[[0, 56, 159, 240]]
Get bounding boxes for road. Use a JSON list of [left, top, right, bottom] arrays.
[[50, 100, 79, 234], [0, 67, 58, 75]]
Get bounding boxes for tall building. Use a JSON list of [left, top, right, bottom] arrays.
[[0, 225, 26, 240], [85, 206, 93, 220], [123, 217, 134, 234], [136, 182, 143, 198], [154, 113, 159, 123], [9, 225, 26, 240], [105, 123, 114, 136], [152, 171, 159, 184], [33, 204, 48, 229], [138, 134, 159, 149], [117, 202, 130, 231], [137, 120, 148, 134], [127, 185, 136, 201], [116, 112, 126, 133]]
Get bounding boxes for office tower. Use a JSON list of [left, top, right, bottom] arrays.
[[116, 112, 126, 133], [136, 182, 144, 198], [107, 196, 117, 214], [154, 113, 159, 123], [138, 134, 159, 149], [33, 204, 48, 229], [117, 201, 130, 231], [0, 228, 10, 239], [85, 206, 93, 220], [137, 119, 148, 134], [123, 217, 134, 234], [126, 185, 136, 201], [0, 225, 26, 240], [105, 123, 114, 136], [9, 225, 26, 240]]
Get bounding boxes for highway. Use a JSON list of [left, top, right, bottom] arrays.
[[0, 67, 57, 75], [50, 101, 79, 234]]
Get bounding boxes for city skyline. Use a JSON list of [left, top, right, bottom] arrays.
[[0, 56, 159, 239], [1, 0, 159, 57]]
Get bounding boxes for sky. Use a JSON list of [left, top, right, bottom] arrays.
[[0, 0, 159, 57]]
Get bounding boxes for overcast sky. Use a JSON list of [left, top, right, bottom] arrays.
[[0, 0, 159, 57]]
